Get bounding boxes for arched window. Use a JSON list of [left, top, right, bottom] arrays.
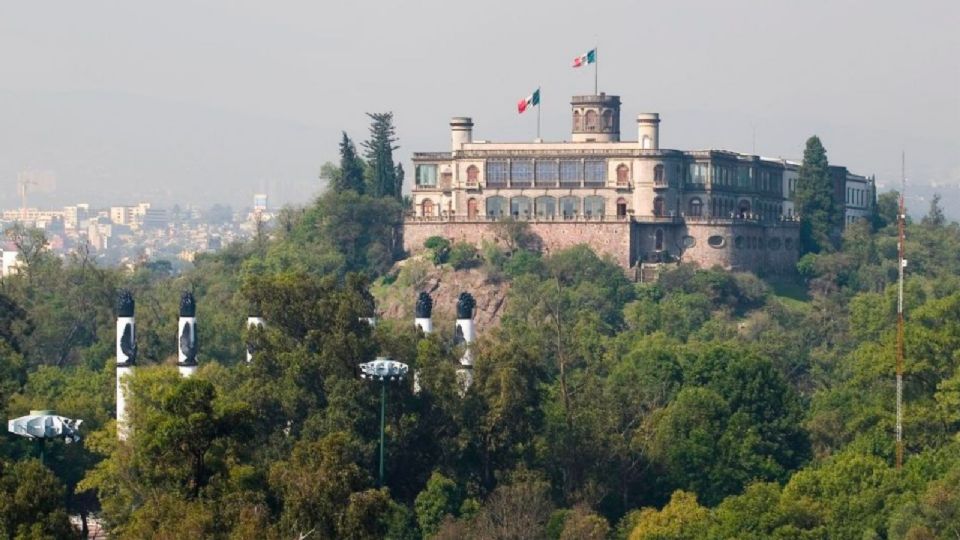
[[510, 196, 533, 219], [654, 164, 664, 183], [559, 196, 579, 219], [573, 111, 581, 131], [688, 197, 703, 217], [421, 198, 435, 217], [655, 229, 664, 251], [616, 164, 629, 186], [585, 110, 598, 131], [653, 197, 665, 217], [602, 109, 614, 129], [616, 197, 627, 218], [535, 196, 556, 219], [583, 196, 605, 218], [466, 165, 479, 185], [467, 198, 478, 219], [486, 196, 507, 218], [642, 135, 651, 149]]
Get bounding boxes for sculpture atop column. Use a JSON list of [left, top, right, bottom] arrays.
[[115, 289, 136, 439], [178, 292, 198, 377], [454, 292, 476, 392], [415, 292, 433, 333]]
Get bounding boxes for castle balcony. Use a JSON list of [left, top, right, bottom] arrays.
[[405, 214, 635, 224], [653, 178, 669, 190]]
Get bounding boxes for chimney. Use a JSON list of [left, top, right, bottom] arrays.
[[177, 292, 198, 377], [116, 290, 136, 440]]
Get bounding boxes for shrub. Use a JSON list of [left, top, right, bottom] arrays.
[[424, 236, 451, 266], [448, 242, 480, 270]]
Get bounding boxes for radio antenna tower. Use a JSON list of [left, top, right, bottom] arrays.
[[895, 151, 906, 470]]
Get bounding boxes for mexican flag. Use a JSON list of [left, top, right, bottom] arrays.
[[517, 88, 540, 114], [572, 48, 596, 68]]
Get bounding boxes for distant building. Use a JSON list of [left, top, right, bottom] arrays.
[[405, 92, 875, 275], [254, 193, 268, 213], [1, 245, 21, 277]]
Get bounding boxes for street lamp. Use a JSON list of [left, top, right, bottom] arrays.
[[358, 357, 409, 486], [8, 410, 83, 465]]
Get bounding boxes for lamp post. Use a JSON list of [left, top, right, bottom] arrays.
[[358, 357, 409, 486], [8, 410, 83, 465]]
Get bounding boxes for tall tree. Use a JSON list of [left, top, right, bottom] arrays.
[[363, 112, 400, 200], [922, 193, 946, 228], [794, 135, 839, 254], [333, 132, 367, 194]]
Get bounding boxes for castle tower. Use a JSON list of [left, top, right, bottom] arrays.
[[571, 94, 621, 142], [177, 292, 198, 377], [414, 292, 433, 333], [115, 290, 136, 440], [637, 113, 660, 150], [451, 117, 473, 152]]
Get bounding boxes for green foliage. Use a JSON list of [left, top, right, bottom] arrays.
[[0, 459, 78, 539], [4, 129, 960, 539], [795, 136, 840, 254], [424, 236, 451, 266], [448, 242, 480, 270], [362, 112, 401, 200], [415, 472, 460, 538]]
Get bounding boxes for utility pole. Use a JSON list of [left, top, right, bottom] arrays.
[[896, 151, 906, 470]]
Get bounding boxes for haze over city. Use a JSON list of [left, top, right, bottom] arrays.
[[1, 0, 957, 212]]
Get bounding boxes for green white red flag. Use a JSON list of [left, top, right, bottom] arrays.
[[517, 88, 540, 114], [572, 48, 597, 68]]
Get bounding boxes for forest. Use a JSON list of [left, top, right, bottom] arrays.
[[2, 117, 960, 539]]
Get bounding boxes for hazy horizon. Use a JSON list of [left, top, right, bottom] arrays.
[[1, 0, 957, 214]]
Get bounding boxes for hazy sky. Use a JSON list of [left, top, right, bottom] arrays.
[[1, 0, 957, 212]]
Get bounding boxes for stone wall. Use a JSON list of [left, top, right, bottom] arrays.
[[404, 219, 798, 276], [404, 220, 633, 269]]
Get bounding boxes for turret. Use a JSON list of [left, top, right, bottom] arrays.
[[637, 113, 660, 150], [571, 94, 621, 142], [451, 117, 473, 152], [177, 292, 198, 377], [115, 290, 136, 440]]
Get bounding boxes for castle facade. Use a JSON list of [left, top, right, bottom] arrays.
[[404, 93, 874, 277]]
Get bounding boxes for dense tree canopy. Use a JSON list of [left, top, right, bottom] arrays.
[[4, 123, 960, 539]]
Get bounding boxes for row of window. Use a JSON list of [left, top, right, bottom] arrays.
[[687, 163, 783, 193], [485, 159, 609, 187], [846, 186, 869, 207], [419, 195, 612, 218], [415, 161, 665, 188], [572, 109, 616, 132]]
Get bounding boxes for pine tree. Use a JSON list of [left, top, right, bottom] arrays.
[[336, 132, 366, 194], [794, 136, 838, 253], [363, 112, 400, 199], [922, 193, 946, 227]]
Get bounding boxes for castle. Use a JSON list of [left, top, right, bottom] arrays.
[[403, 93, 875, 277]]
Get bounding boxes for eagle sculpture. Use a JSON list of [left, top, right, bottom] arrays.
[[456, 292, 475, 320], [179, 323, 198, 364], [415, 292, 433, 319], [119, 323, 137, 364]]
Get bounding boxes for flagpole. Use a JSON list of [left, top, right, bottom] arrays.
[[537, 87, 541, 140], [594, 46, 598, 95]]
